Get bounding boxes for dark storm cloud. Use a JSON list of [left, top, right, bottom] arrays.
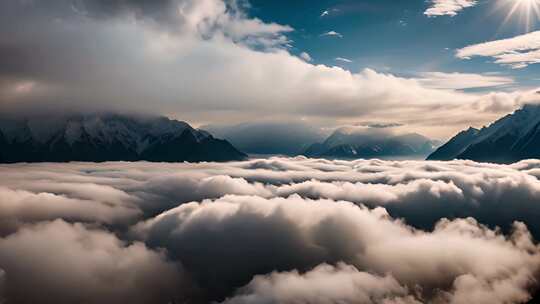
[[2, 158, 540, 302]]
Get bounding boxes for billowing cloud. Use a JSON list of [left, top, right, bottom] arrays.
[[425, 0, 477, 17], [222, 263, 421, 304], [3, 157, 540, 236], [0, 220, 190, 304], [2, 158, 540, 302], [0, 0, 535, 139], [457, 31, 540, 69], [0, 186, 140, 234], [134, 194, 540, 303]]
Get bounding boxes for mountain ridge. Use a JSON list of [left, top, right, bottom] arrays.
[[304, 128, 440, 159], [427, 104, 540, 163], [0, 113, 246, 163]]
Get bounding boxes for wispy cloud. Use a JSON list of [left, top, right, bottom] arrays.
[[424, 0, 477, 17], [320, 8, 339, 17], [457, 31, 540, 69], [321, 30, 343, 38], [335, 57, 353, 63], [417, 72, 515, 89]]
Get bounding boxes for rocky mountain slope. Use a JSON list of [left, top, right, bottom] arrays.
[[428, 104, 540, 163]]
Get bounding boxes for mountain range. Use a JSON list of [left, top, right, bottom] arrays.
[[0, 114, 246, 163], [304, 127, 440, 159], [6, 104, 540, 164], [428, 104, 540, 163]]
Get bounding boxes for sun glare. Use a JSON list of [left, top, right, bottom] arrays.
[[497, 0, 540, 32]]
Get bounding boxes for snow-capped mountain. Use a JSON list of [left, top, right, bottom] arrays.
[[0, 114, 246, 163], [427, 104, 540, 163], [304, 127, 440, 159]]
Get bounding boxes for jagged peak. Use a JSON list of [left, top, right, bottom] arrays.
[[0, 112, 246, 163], [428, 103, 540, 163]]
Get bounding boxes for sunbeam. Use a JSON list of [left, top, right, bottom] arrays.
[[497, 0, 540, 32]]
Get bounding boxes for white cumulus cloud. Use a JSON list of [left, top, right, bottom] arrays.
[[425, 0, 477, 17]]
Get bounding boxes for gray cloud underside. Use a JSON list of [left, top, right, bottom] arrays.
[[1, 158, 540, 303], [0, 220, 194, 304]]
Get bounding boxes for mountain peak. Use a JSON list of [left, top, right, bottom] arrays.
[[305, 128, 438, 159], [0, 113, 246, 163], [428, 104, 540, 163], [465, 127, 479, 133]]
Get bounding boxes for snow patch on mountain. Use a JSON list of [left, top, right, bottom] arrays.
[[0, 113, 245, 163], [428, 104, 540, 163]]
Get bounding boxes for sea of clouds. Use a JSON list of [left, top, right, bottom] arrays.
[[1, 157, 540, 303]]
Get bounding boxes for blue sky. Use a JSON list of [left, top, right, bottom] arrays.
[[248, 0, 539, 90]]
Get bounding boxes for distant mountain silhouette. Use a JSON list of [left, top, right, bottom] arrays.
[[0, 114, 246, 163], [204, 122, 326, 156], [304, 127, 439, 159], [428, 104, 540, 163]]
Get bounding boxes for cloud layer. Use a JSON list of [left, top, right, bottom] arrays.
[[1, 158, 540, 302]]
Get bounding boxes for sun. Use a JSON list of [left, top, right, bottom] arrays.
[[496, 0, 540, 32]]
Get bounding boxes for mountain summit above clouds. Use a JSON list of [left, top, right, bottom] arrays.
[[304, 127, 440, 159], [0, 113, 246, 163], [428, 104, 540, 163]]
